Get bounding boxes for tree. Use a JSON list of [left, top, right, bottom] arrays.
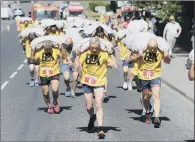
[[133, 1, 183, 23]]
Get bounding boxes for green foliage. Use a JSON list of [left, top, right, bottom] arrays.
[[133, 1, 183, 23]]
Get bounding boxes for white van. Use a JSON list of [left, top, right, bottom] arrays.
[[1, 8, 10, 20]]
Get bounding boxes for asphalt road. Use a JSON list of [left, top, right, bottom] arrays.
[[1, 2, 194, 142]]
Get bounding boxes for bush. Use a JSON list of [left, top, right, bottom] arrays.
[[88, 1, 108, 12]]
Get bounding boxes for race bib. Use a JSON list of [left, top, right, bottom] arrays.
[[42, 68, 54, 76], [84, 75, 97, 85], [143, 70, 154, 79]]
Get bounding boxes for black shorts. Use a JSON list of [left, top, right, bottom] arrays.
[[27, 58, 39, 65], [40, 74, 60, 86]]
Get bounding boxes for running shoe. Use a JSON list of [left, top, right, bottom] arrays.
[[65, 88, 71, 97], [53, 104, 60, 114], [145, 112, 151, 124], [103, 96, 110, 102], [48, 105, 54, 114], [97, 126, 105, 139], [30, 79, 35, 87], [35, 80, 39, 87], [128, 83, 133, 91], [154, 117, 160, 128], [123, 82, 128, 90], [88, 114, 96, 132], [71, 90, 76, 98]]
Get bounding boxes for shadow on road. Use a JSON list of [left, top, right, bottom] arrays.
[[109, 95, 117, 98], [184, 140, 194, 142], [76, 126, 121, 133], [37, 106, 72, 113], [125, 109, 143, 115], [116, 86, 137, 90], [75, 92, 83, 97], [129, 116, 170, 124], [60, 92, 83, 97]]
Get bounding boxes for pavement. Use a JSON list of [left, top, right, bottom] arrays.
[[162, 54, 194, 103], [1, 1, 194, 141]]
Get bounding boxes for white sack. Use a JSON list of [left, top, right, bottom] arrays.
[[122, 32, 156, 52], [18, 27, 45, 38], [78, 37, 113, 53], [31, 35, 69, 51], [127, 19, 148, 32], [20, 17, 32, 22]]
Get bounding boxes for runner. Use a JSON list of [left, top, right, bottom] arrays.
[[77, 37, 117, 138], [126, 38, 171, 127], [26, 33, 40, 87], [19, 20, 32, 54], [45, 25, 60, 36], [61, 37, 76, 97], [163, 16, 182, 55], [115, 30, 134, 91], [93, 25, 115, 102], [32, 40, 61, 114]]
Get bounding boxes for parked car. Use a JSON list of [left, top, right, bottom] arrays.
[[13, 8, 25, 17]]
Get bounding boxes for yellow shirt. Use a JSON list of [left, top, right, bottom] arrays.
[[138, 48, 164, 80], [118, 42, 130, 60], [20, 24, 32, 31], [49, 31, 60, 36], [34, 20, 40, 25], [99, 16, 106, 24], [25, 39, 31, 58], [35, 48, 61, 77], [79, 50, 111, 86]]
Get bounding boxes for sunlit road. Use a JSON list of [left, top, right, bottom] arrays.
[[1, 2, 194, 141]]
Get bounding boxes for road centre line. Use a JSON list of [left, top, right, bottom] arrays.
[[9, 72, 18, 79], [17, 64, 24, 70], [1, 81, 9, 90]]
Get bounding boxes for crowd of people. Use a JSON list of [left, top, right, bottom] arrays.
[[16, 9, 194, 139]]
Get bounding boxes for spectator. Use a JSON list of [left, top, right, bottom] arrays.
[[163, 16, 182, 54]]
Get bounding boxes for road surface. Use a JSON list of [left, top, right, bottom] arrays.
[[1, 2, 194, 142]]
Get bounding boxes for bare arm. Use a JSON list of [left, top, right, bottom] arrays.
[[188, 64, 194, 81], [163, 51, 171, 64]]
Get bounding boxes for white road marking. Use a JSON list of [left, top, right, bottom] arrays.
[[9, 72, 18, 79], [23, 59, 27, 63], [1, 81, 9, 90], [17, 64, 24, 70]]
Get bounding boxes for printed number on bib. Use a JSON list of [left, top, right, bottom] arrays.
[[143, 70, 154, 79], [42, 68, 54, 76], [84, 75, 97, 85]]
